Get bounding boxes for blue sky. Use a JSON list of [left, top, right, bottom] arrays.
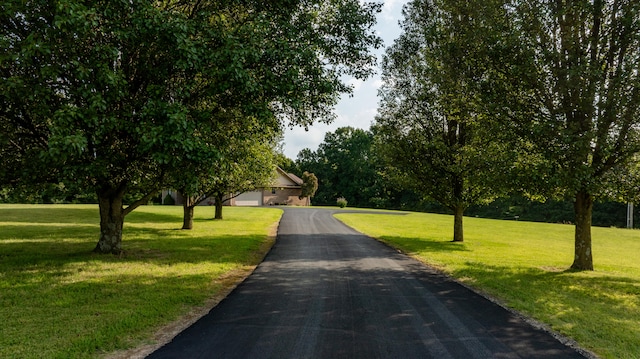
[[281, 0, 409, 159]]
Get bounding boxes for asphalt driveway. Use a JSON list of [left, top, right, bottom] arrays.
[[147, 207, 589, 359]]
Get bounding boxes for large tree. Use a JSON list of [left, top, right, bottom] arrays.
[[0, 0, 381, 253], [2, 1, 205, 253], [374, 0, 510, 242], [487, 0, 640, 270]]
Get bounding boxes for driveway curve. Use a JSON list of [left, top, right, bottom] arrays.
[[148, 207, 588, 359]]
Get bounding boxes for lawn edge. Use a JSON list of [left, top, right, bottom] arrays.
[[103, 220, 281, 359]]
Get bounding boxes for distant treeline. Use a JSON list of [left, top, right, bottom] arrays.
[[282, 127, 637, 229], [418, 196, 636, 229]]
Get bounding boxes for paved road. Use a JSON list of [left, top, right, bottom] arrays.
[[148, 208, 588, 359]]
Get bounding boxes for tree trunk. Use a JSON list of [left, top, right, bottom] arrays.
[[94, 186, 126, 254], [452, 204, 464, 242], [214, 193, 223, 220], [182, 199, 194, 230], [571, 189, 594, 270]]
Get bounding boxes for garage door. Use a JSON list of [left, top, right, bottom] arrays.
[[234, 191, 263, 206]]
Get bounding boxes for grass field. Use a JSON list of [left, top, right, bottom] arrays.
[[335, 211, 640, 359], [0, 204, 282, 359], [3, 204, 638, 358]]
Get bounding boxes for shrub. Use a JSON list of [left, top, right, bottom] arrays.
[[336, 197, 347, 208]]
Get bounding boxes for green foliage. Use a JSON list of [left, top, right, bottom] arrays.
[[467, 196, 637, 228], [0, 182, 97, 204], [377, 0, 640, 267], [296, 127, 408, 208], [489, 0, 640, 202], [373, 0, 513, 241], [336, 197, 348, 208], [168, 110, 279, 214], [487, 0, 640, 269], [375, 0, 510, 213], [1, 0, 381, 251], [300, 171, 319, 200]]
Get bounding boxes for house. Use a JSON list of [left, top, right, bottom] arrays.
[[229, 167, 308, 206], [161, 167, 309, 206]]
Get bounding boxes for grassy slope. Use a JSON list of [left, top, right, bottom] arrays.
[[335, 211, 640, 359], [0, 204, 282, 359]]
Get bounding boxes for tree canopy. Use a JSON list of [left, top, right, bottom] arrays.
[[300, 171, 319, 204], [486, 0, 640, 270], [379, 0, 640, 269], [170, 110, 279, 228], [374, 0, 511, 242], [0, 0, 381, 253]]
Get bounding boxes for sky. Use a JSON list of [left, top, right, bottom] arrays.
[[281, 0, 410, 159]]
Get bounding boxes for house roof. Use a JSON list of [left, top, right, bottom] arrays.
[[274, 166, 303, 188], [287, 172, 303, 185]]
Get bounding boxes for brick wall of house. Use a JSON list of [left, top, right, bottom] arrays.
[[263, 188, 308, 206]]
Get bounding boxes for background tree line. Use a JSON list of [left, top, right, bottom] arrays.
[[278, 127, 421, 209], [283, 126, 639, 229]]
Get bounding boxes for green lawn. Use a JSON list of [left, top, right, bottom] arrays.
[[335, 210, 640, 359], [4, 205, 637, 358], [0, 204, 282, 359]]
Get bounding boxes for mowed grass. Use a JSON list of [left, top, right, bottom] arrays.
[[0, 204, 282, 359], [335, 211, 640, 359]]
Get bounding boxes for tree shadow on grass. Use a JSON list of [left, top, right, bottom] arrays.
[[450, 263, 640, 358], [124, 209, 185, 224], [0, 206, 187, 226], [379, 235, 470, 254], [0, 266, 236, 358], [0, 229, 270, 357], [0, 231, 268, 268], [0, 206, 278, 357], [0, 207, 98, 224], [0, 209, 272, 272]]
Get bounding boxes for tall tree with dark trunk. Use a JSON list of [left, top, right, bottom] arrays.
[[1, 0, 199, 253], [0, 0, 381, 253], [374, 0, 510, 242], [483, 0, 640, 270]]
